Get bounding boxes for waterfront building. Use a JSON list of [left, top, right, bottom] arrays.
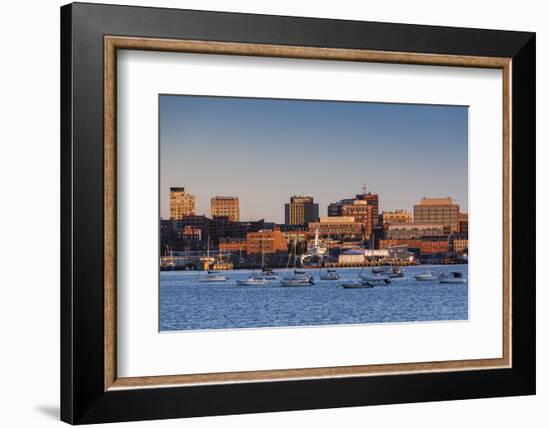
[[246, 229, 288, 255], [453, 238, 468, 254], [413, 197, 460, 232], [284, 196, 319, 226], [328, 188, 379, 231], [218, 238, 247, 253], [341, 200, 373, 239], [356, 191, 380, 227], [211, 196, 240, 222], [382, 209, 412, 224], [209, 216, 265, 245], [459, 212, 469, 235], [379, 239, 450, 255], [385, 222, 446, 240], [308, 216, 364, 242], [169, 187, 195, 219], [173, 215, 210, 242]]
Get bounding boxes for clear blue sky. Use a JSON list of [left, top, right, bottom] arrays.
[[160, 95, 468, 223]]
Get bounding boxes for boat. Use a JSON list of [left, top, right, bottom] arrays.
[[280, 275, 315, 287], [372, 266, 404, 278], [236, 277, 269, 286], [342, 281, 373, 289], [414, 271, 439, 281], [281, 240, 314, 287], [359, 272, 391, 284], [319, 269, 340, 280], [251, 252, 278, 280], [439, 271, 467, 284], [251, 269, 278, 280], [198, 270, 228, 282]]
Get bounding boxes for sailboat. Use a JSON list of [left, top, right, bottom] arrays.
[[319, 242, 340, 280], [251, 249, 278, 280], [280, 239, 314, 287], [198, 237, 228, 283]]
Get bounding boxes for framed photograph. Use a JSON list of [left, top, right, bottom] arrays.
[[61, 2, 535, 424]]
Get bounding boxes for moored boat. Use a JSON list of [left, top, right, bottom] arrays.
[[342, 281, 373, 289], [439, 271, 467, 284], [359, 273, 391, 284], [414, 271, 439, 281], [236, 277, 269, 286], [319, 269, 340, 280], [198, 270, 228, 282]]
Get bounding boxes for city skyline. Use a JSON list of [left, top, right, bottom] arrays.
[[160, 95, 468, 223]]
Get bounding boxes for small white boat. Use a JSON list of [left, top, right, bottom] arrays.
[[251, 269, 278, 280], [342, 281, 373, 289], [372, 266, 404, 278], [198, 271, 228, 282], [359, 273, 391, 284], [280, 272, 315, 287], [414, 271, 439, 281], [439, 271, 467, 284], [236, 277, 269, 286], [319, 269, 340, 280]]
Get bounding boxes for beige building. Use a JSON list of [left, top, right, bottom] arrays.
[[169, 187, 195, 219], [413, 197, 460, 232], [382, 209, 412, 224], [453, 238, 468, 253], [211, 196, 240, 222]]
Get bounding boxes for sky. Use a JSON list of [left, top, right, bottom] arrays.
[[159, 95, 468, 223]]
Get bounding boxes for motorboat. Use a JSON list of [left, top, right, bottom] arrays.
[[198, 271, 228, 283], [342, 281, 373, 289], [251, 269, 278, 280], [236, 276, 269, 286], [319, 269, 340, 280], [359, 272, 391, 284], [372, 266, 404, 278], [439, 271, 467, 284], [414, 271, 439, 281], [280, 275, 315, 287]]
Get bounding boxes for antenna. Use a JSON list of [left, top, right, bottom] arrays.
[[361, 183, 367, 194]]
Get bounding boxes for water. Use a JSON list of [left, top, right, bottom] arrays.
[[160, 265, 468, 331]]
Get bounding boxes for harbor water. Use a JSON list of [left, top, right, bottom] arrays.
[[160, 264, 468, 331]]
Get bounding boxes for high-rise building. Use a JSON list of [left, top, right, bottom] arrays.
[[413, 197, 460, 232], [382, 209, 412, 224], [284, 196, 319, 226], [169, 187, 195, 219], [211, 196, 240, 222]]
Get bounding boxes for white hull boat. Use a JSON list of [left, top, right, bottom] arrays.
[[319, 269, 340, 280], [359, 273, 391, 284], [280, 275, 314, 287], [251, 270, 278, 280], [414, 271, 439, 281], [237, 277, 269, 286], [198, 271, 228, 282]]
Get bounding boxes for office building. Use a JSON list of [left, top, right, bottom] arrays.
[[211, 196, 240, 222], [285, 196, 319, 225], [169, 187, 195, 219], [413, 197, 460, 232]]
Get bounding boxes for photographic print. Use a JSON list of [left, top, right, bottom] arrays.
[[159, 95, 469, 332]]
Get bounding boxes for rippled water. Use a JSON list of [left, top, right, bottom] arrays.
[[160, 265, 468, 331]]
